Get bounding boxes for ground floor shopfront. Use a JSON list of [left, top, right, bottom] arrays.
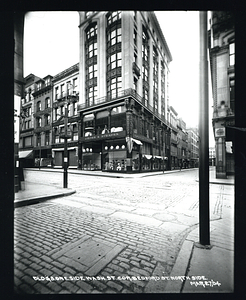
[[80, 131, 168, 173], [52, 146, 78, 168]]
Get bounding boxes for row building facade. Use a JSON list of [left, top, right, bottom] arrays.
[[209, 11, 235, 178], [19, 11, 199, 173]]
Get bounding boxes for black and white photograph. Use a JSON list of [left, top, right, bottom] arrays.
[[13, 10, 236, 294]]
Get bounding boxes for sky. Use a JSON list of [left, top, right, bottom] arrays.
[[24, 11, 214, 146]]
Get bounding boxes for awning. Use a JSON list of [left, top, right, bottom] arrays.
[[19, 150, 33, 159], [143, 154, 152, 160], [154, 156, 163, 160], [132, 138, 143, 145], [52, 147, 77, 151]]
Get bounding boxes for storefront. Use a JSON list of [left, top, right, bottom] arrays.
[[52, 147, 78, 168]]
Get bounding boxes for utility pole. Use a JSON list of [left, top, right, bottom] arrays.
[[199, 11, 210, 246]]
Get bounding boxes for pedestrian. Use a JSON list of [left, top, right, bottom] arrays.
[[180, 163, 182, 171]]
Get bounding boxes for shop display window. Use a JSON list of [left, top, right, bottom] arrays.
[[103, 149, 126, 171]]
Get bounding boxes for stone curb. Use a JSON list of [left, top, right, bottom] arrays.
[[14, 189, 76, 208], [165, 240, 194, 293]]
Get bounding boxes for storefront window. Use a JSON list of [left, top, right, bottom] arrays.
[[132, 151, 139, 171], [142, 157, 151, 170], [103, 150, 126, 171], [110, 112, 126, 132]]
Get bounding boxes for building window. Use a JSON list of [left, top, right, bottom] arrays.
[[45, 131, 50, 145], [107, 52, 122, 71], [60, 105, 64, 116], [107, 77, 122, 99], [37, 82, 42, 90], [86, 86, 98, 106], [45, 77, 50, 86], [85, 23, 98, 106], [73, 102, 77, 116], [53, 107, 58, 121], [107, 26, 121, 47], [54, 128, 59, 143], [37, 101, 41, 112], [45, 97, 50, 108], [55, 87, 59, 100], [72, 124, 78, 141], [36, 133, 41, 146], [45, 115, 50, 125], [25, 120, 31, 129], [86, 23, 97, 39], [143, 89, 149, 106], [26, 106, 31, 117], [28, 89, 32, 102], [230, 78, 235, 113], [61, 84, 65, 98], [73, 78, 78, 91], [107, 11, 121, 26], [37, 117, 42, 128], [229, 42, 235, 66]]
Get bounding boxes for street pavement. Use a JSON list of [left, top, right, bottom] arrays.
[[14, 167, 234, 294]]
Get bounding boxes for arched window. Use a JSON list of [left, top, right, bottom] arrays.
[[107, 11, 121, 26]]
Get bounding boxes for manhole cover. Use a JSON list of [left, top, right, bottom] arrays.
[[49, 236, 124, 276]]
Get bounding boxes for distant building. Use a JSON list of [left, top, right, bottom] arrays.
[[32, 75, 53, 167], [19, 74, 41, 167], [209, 146, 216, 166], [177, 118, 188, 169], [169, 106, 178, 169], [187, 127, 199, 168], [208, 11, 235, 178]]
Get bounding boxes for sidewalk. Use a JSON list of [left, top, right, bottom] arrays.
[[165, 171, 234, 293], [22, 165, 234, 181], [14, 182, 76, 208]]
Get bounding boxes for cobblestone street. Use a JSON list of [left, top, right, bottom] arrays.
[[15, 201, 188, 293], [14, 169, 234, 294]]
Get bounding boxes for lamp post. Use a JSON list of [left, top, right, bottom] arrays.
[[59, 84, 78, 188], [63, 102, 68, 188]]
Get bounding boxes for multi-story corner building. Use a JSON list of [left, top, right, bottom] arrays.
[[77, 11, 172, 172], [208, 11, 235, 178], [51, 63, 80, 168], [177, 118, 188, 169], [187, 127, 199, 168], [32, 75, 53, 166], [19, 74, 41, 167]]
